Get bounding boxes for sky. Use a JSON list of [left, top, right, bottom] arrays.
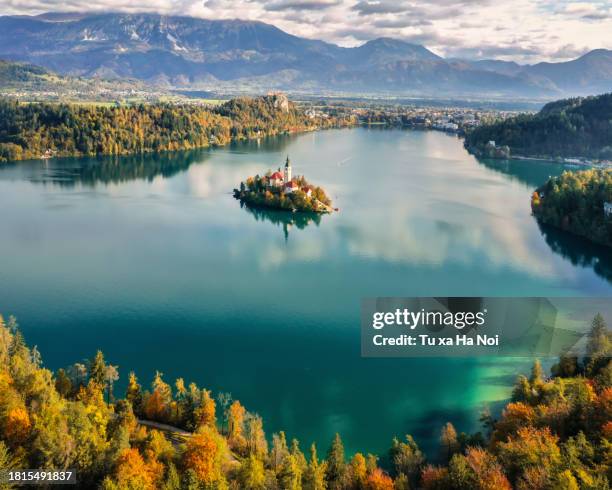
[[1, 0, 611, 62]]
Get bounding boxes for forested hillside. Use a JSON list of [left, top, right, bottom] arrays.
[[465, 93, 612, 160], [1, 312, 610, 489], [532, 169, 612, 247], [0, 95, 349, 162]]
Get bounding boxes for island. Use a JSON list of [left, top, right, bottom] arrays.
[[531, 169, 612, 247], [233, 156, 334, 213]]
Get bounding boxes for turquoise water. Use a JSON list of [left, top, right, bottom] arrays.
[[0, 128, 610, 458]]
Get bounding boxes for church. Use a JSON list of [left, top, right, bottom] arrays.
[[268, 156, 297, 193], [265, 156, 314, 197]]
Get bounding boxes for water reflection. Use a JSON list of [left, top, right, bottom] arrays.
[[476, 157, 570, 188], [0, 151, 207, 187], [0, 133, 300, 188], [537, 221, 612, 283], [240, 202, 322, 241]]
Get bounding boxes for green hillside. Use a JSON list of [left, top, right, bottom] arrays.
[[465, 93, 612, 160], [0, 59, 159, 103], [532, 169, 612, 247]]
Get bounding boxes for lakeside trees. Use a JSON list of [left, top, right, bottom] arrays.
[[531, 169, 612, 247], [0, 95, 351, 163], [0, 312, 610, 489], [465, 93, 612, 160]]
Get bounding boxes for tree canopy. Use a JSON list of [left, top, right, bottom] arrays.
[[465, 93, 612, 160]]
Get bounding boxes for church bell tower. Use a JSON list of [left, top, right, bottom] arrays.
[[284, 155, 292, 183]]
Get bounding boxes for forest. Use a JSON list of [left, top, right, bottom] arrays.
[[0, 95, 353, 163], [0, 312, 610, 489], [532, 169, 612, 247], [465, 93, 612, 160]]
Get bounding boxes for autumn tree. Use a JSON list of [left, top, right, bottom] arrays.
[[182, 426, 227, 487], [448, 447, 511, 490], [244, 413, 268, 460], [238, 454, 266, 489], [440, 422, 459, 462], [389, 434, 425, 485], [497, 426, 561, 484], [55, 368, 72, 398], [511, 375, 532, 403], [326, 433, 347, 490], [227, 400, 247, 453], [103, 448, 157, 490], [290, 438, 308, 475], [491, 402, 536, 444], [348, 452, 367, 488], [193, 389, 216, 431], [143, 371, 172, 422], [365, 468, 394, 490], [304, 443, 327, 490], [278, 453, 303, 490], [530, 360, 544, 386], [421, 465, 450, 489], [270, 431, 289, 471], [126, 371, 143, 415], [89, 350, 107, 386]]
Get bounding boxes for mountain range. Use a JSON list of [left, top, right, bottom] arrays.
[[1, 12, 611, 98]]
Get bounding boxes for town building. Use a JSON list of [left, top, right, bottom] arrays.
[[284, 181, 299, 194], [269, 171, 283, 187]]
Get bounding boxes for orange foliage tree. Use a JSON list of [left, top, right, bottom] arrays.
[[421, 465, 450, 489], [112, 448, 158, 490], [182, 426, 227, 487], [365, 468, 394, 490], [4, 406, 31, 446]]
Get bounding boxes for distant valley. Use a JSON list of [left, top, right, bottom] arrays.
[[1, 12, 612, 99]]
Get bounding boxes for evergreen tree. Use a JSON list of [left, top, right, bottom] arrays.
[[326, 433, 346, 489], [126, 371, 143, 414], [304, 443, 327, 490], [89, 350, 106, 386]]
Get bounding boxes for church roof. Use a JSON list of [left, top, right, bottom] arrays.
[[270, 171, 283, 179]]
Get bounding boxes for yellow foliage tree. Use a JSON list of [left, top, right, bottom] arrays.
[[194, 389, 216, 430], [228, 400, 247, 452]]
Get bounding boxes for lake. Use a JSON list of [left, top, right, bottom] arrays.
[[1, 128, 610, 459]]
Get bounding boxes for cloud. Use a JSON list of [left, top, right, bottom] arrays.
[[555, 1, 612, 20], [445, 44, 543, 60], [265, 0, 340, 11], [372, 17, 432, 28], [550, 43, 591, 59], [351, 0, 409, 15], [0, 0, 610, 62]]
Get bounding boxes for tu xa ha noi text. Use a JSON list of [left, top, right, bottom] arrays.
[[370, 308, 500, 347]]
